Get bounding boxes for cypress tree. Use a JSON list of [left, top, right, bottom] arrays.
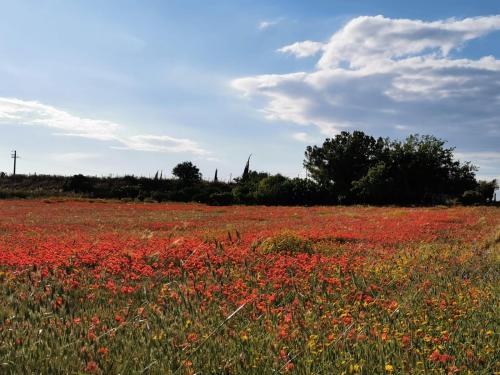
[[242, 154, 252, 182]]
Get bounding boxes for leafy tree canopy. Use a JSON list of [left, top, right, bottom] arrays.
[[172, 161, 202, 185], [305, 131, 478, 204]]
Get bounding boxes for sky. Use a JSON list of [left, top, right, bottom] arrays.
[[1, 0, 499, 183]]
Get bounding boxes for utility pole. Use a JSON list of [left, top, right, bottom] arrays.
[[11, 150, 20, 175]]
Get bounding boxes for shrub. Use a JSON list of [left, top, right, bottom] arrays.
[[167, 189, 190, 202], [192, 191, 211, 203], [208, 192, 234, 206], [254, 174, 291, 205], [476, 179, 498, 203], [253, 231, 313, 255], [461, 190, 483, 205], [63, 174, 93, 194], [150, 191, 170, 202]]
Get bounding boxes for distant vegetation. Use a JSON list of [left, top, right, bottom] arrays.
[[0, 131, 497, 205]]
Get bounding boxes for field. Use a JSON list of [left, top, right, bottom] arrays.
[[0, 200, 498, 374]]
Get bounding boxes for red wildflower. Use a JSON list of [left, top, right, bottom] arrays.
[[187, 333, 198, 343], [97, 347, 109, 356], [429, 350, 453, 363], [85, 360, 99, 373], [401, 335, 410, 347]]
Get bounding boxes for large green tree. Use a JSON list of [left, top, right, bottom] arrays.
[[172, 161, 202, 185], [385, 135, 477, 203], [304, 131, 388, 202], [305, 131, 477, 204]]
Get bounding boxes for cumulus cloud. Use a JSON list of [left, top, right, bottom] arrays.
[[317, 15, 500, 69], [278, 40, 323, 58], [232, 15, 500, 142], [0, 97, 209, 156]]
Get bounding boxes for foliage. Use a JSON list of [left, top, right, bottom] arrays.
[[304, 131, 388, 202], [241, 154, 252, 182], [232, 171, 269, 204], [63, 174, 93, 193], [460, 190, 484, 205], [208, 192, 234, 206], [0, 132, 496, 206], [460, 180, 498, 205], [172, 161, 202, 185], [306, 132, 479, 204], [254, 174, 291, 205], [476, 179, 498, 203]]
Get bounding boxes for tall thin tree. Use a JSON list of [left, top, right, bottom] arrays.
[[241, 154, 252, 182]]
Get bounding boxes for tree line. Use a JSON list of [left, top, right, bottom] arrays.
[[0, 131, 497, 205]]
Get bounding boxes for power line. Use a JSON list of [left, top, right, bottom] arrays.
[[11, 150, 20, 175]]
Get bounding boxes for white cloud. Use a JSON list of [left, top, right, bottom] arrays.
[[0, 97, 118, 140], [278, 41, 324, 58], [117, 135, 208, 155], [258, 18, 283, 30], [317, 15, 500, 69], [0, 97, 209, 156], [232, 15, 500, 143]]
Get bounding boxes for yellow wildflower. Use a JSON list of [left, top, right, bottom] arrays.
[[349, 364, 361, 373]]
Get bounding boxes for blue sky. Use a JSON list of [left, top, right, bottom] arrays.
[[1, 0, 499, 182]]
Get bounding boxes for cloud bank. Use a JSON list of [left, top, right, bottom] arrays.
[[0, 97, 209, 156], [233, 15, 500, 143]]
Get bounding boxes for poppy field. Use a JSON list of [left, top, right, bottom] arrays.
[[0, 200, 498, 374]]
